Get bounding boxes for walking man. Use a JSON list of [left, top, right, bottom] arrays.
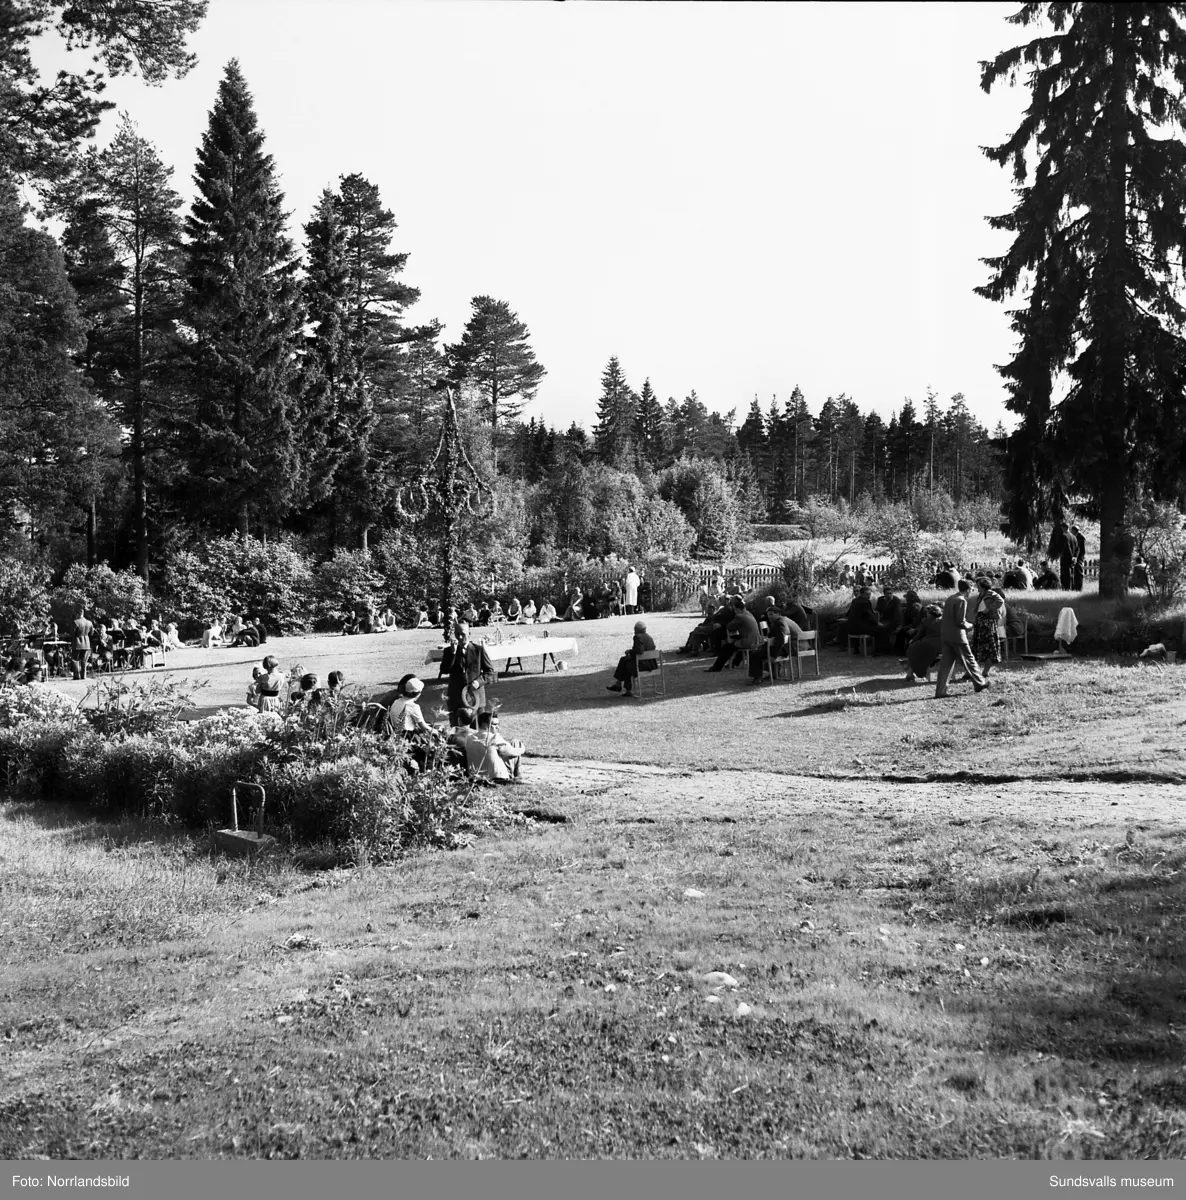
[[934, 580, 989, 699], [1070, 524, 1086, 591]]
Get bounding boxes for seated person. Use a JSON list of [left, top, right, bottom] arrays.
[[489, 599, 505, 623], [609, 581, 624, 617], [873, 584, 903, 653], [934, 562, 958, 589], [590, 584, 609, 619], [521, 599, 537, 623], [252, 616, 268, 645], [1034, 559, 1060, 589], [226, 615, 245, 641], [456, 710, 524, 781], [289, 672, 323, 708], [832, 586, 880, 647], [837, 564, 855, 590], [231, 620, 259, 648], [537, 600, 557, 623], [707, 598, 735, 655], [705, 597, 764, 672], [904, 604, 943, 682], [461, 602, 479, 625], [417, 605, 432, 628], [163, 622, 183, 650], [376, 606, 398, 633], [475, 601, 492, 626], [395, 677, 445, 769], [896, 590, 924, 653], [562, 589, 584, 621], [92, 624, 115, 672], [606, 621, 657, 696], [750, 606, 804, 684], [122, 621, 146, 668], [678, 613, 715, 654], [697, 585, 713, 617], [505, 597, 522, 623], [358, 605, 376, 634], [201, 618, 223, 648]]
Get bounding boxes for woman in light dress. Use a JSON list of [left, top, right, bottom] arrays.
[[248, 655, 286, 712]]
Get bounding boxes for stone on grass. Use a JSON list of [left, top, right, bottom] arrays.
[[683, 888, 706, 899], [735, 1003, 753, 1017], [705, 995, 722, 1005], [702, 971, 739, 989]]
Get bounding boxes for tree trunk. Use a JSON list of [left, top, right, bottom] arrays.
[[360, 525, 369, 552], [133, 259, 149, 580], [86, 496, 97, 567], [1097, 8, 1132, 600]]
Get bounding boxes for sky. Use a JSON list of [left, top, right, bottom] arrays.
[[33, 0, 1034, 434]]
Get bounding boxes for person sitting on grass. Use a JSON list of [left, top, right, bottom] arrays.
[[562, 588, 584, 622], [506, 596, 522, 623], [417, 603, 432, 628], [521, 598, 536, 623], [201, 618, 223, 648], [606, 620, 657, 696], [376, 606, 398, 633], [705, 597, 764, 672], [164, 622, 183, 650], [750, 605, 804, 684], [537, 600, 557, 623], [231, 620, 259, 648], [489, 598, 505, 623], [1033, 559, 1059, 589]]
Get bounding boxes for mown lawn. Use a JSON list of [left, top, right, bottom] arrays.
[[5, 625, 1185, 1158]]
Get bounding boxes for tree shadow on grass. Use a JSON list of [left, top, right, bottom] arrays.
[[1, 797, 199, 849], [761, 674, 947, 718]]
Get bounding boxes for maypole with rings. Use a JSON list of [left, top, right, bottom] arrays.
[[395, 381, 491, 612]]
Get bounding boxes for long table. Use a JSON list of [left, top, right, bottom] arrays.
[[424, 635, 580, 676]]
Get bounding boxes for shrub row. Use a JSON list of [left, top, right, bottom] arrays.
[[0, 687, 512, 861]]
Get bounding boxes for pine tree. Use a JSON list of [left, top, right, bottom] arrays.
[[978, 2, 1186, 595], [447, 296, 545, 472], [593, 355, 637, 466], [177, 60, 304, 534], [58, 116, 184, 577]]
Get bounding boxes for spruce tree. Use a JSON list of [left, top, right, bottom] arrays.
[[300, 187, 371, 550], [178, 60, 304, 534], [447, 296, 545, 471], [979, 3, 1186, 595], [633, 377, 669, 469], [593, 355, 637, 466]]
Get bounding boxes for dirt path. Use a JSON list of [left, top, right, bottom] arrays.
[[518, 756, 1186, 828]]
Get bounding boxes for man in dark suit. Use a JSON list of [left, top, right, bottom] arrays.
[[446, 622, 495, 722], [934, 580, 989, 698], [832, 585, 880, 647], [1070, 524, 1086, 591], [1049, 520, 1074, 590], [750, 606, 804, 684], [606, 621, 658, 696], [873, 583, 903, 653], [705, 598, 764, 672]]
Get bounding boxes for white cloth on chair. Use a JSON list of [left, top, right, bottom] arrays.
[[1054, 607, 1079, 645]]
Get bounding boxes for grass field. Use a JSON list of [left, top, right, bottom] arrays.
[[3, 615, 1185, 1158]]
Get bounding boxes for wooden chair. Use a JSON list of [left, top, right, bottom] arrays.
[[631, 650, 665, 698], [1001, 613, 1028, 660], [142, 643, 167, 668], [767, 641, 795, 682], [847, 634, 873, 657], [795, 630, 821, 679]]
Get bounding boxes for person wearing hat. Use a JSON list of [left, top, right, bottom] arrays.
[[446, 622, 495, 723], [623, 565, 641, 615], [606, 621, 657, 696]]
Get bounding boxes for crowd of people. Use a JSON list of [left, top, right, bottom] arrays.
[[3, 606, 184, 684], [201, 614, 269, 648]]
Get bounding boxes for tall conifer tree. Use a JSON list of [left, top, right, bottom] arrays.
[[979, 3, 1186, 594], [177, 59, 303, 534], [593, 355, 637, 467], [58, 116, 184, 577]]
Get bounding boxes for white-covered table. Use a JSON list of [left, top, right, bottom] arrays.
[[425, 635, 579, 676]]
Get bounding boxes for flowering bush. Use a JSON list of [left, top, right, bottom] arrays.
[[0, 685, 82, 728], [49, 563, 150, 628]]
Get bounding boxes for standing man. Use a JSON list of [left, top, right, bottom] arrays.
[[1048, 519, 1074, 590], [71, 605, 94, 681], [446, 622, 495, 724], [934, 580, 989, 699], [624, 565, 641, 615], [1070, 524, 1086, 591]]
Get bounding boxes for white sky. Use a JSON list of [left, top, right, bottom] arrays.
[[34, 0, 1032, 434]]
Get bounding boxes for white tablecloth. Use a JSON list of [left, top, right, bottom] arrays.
[[425, 636, 579, 670]]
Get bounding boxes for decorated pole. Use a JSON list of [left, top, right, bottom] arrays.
[[395, 382, 491, 613]]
